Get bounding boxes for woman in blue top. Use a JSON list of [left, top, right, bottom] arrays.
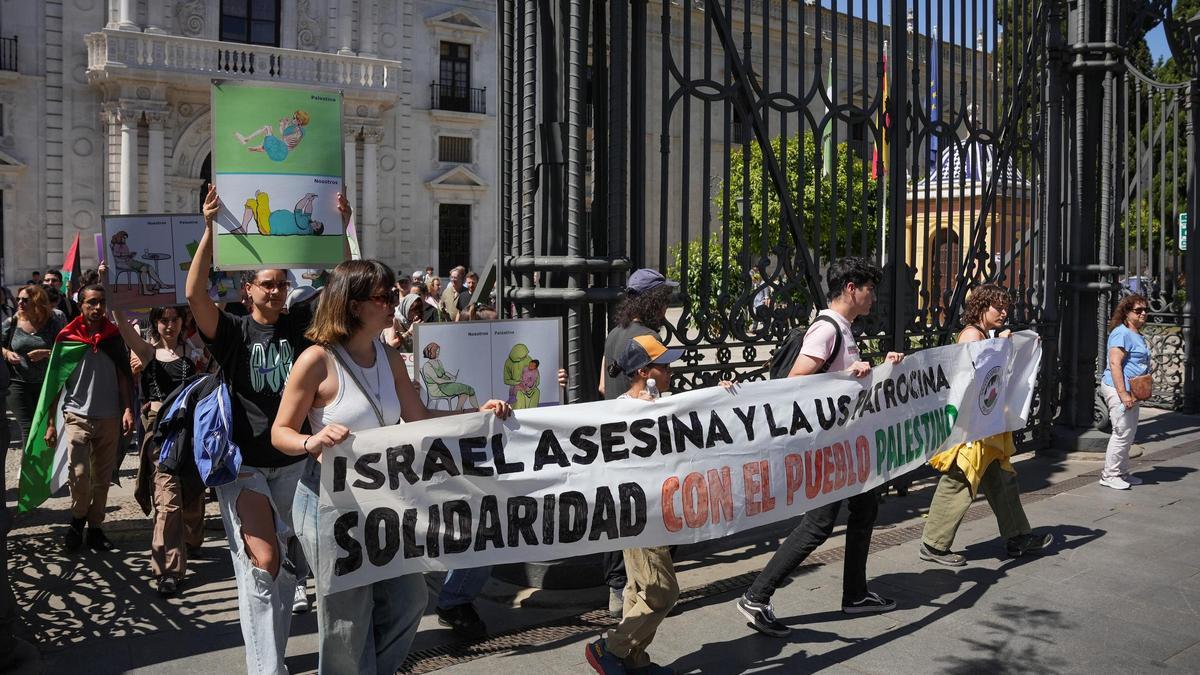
[[1099, 294, 1151, 490]]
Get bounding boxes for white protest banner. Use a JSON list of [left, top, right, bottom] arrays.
[[320, 332, 1040, 593]]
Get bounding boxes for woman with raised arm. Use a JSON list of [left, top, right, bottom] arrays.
[[919, 284, 1052, 567], [99, 286, 202, 597], [272, 259, 510, 674]]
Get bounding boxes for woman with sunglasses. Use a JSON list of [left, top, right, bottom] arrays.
[[1099, 294, 1152, 490], [3, 285, 67, 443], [272, 259, 510, 674]]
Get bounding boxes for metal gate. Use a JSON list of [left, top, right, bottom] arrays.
[[498, 0, 1200, 445]]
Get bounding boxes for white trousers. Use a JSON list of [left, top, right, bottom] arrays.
[[1100, 384, 1140, 480]]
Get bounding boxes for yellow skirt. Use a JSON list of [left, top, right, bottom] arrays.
[[243, 192, 271, 235]]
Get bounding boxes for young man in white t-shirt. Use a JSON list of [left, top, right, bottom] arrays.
[[737, 256, 904, 637]]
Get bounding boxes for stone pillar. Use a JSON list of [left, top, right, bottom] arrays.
[[343, 125, 359, 220], [337, 0, 355, 55], [361, 126, 382, 257], [146, 0, 166, 34], [117, 0, 139, 31], [360, 0, 378, 58], [119, 109, 141, 214], [146, 111, 166, 212]]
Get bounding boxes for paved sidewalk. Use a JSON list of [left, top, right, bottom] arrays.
[[5, 409, 1200, 674]]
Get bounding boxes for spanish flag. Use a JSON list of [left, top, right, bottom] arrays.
[[18, 315, 129, 512]]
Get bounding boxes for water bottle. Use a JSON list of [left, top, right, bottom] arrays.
[[646, 378, 660, 399]]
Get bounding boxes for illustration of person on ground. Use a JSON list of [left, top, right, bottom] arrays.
[[420, 342, 479, 410], [109, 230, 172, 295], [234, 110, 309, 162], [504, 343, 539, 407], [236, 191, 325, 236], [515, 359, 541, 409]]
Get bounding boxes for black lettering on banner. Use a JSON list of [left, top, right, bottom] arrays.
[[365, 507, 400, 566], [558, 491, 588, 543], [629, 418, 658, 457], [507, 496, 539, 547], [353, 453, 385, 490], [492, 433, 525, 474], [814, 397, 837, 430], [474, 495, 505, 551], [936, 365, 951, 391], [897, 373, 910, 403], [600, 422, 630, 462], [542, 494, 557, 544], [333, 455, 348, 493], [333, 511, 362, 575], [443, 500, 473, 554], [733, 406, 757, 441], [872, 381, 884, 412], [790, 401, 813, 434], [618, 482, 648, 536], [705, 411, 733, 448], [386, 444, 419, 487], [589, 487, 619, 541], [882, 378, 898, 409], [657, 416, 673, 455], [459, 436, 494, 476], [835, 395, 853, 426], [422, 439, 462, 481], [851, 389, 871, 421], [427, 503, 441, 557], [672, 412, 705, 453], [534, 430, 571, 470], [764, 404, 787, 437], [570, 426, 599, 464], [403, 507, 425, 558]]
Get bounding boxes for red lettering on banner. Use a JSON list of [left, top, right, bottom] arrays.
[[833, 442, 848, 490], [784, 453, 804, 505], [804, 450, 823, 499], [856, 435, 871, 483], [661, 476, 682, 532], [844, 440, 858, 487], [707, 467, 734, 524], [759, 460, 776, 512], [682, 472, 709, 528], [821, 446, 835, 495], [743, 462, 762, 516]]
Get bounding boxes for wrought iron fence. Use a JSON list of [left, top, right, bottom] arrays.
[[431, 83, 487, 114]]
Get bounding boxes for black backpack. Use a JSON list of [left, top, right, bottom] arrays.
[[768, 315, 844, 379]]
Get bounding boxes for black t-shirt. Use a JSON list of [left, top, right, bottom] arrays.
[[602, 322, 658, 400], [203, 307, 313, 467]]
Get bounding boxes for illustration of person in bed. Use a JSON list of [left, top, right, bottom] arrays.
[[109, 230, 171, 294], [234, 110, 310, 162], [236, 191, 325, 236]]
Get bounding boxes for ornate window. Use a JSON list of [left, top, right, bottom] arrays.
[[220, 0, 281, 47]]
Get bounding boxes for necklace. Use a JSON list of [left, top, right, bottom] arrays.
[[347, 343, 383, 404]]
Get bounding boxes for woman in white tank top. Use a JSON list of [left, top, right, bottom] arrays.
[[272, 259, 512, 675]]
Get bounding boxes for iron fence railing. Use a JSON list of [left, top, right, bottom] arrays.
[[431, 82, 486, 114]]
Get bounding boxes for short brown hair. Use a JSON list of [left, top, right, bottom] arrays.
[[305, 260, 396, 346], [961, 284, 1011, 327], [1108, 294, 1149, 332], [17, 285, 52, 326]]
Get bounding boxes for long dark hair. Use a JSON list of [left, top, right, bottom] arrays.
[[146, 306, 189, 346], [1108, 294, 1148, 332], [613, 285, 672, 330], [306, 260, 396, 346]]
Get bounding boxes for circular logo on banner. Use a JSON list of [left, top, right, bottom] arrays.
[[979, 366, 1002, 415]]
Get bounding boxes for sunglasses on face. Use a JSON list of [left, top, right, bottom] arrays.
[[252, 280, 292, 293], [1131, 307, 1148, 315], [364, 289, 399, 305]]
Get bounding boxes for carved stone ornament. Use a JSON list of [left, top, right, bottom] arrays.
[[175, 0, 206, 38], [297, 0, 322, 51]]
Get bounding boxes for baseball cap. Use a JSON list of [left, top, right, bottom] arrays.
[[615, 334, 684, 375], [626, 268, 678, 296]]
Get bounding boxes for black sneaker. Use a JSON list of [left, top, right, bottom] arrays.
[[86, 527, 117, 552], [919, 541, 967, 567], [156, 576, 179, 597], [435, 603, 487, 640], [1006, 532, 1053, 558], [736, 593, 791, 637], [63, 520, 85, 552], [842, 591, 896, 615]]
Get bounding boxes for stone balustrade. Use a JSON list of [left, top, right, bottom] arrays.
[[86, 29, 400, 94]]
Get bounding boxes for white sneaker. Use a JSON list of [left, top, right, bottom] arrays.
[[1099, 476, 1131, 490], [293, 584, 311, 614], [1122, 474, 1143, 486]]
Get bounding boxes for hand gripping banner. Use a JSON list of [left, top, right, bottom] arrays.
[[319, 332, 1041, 593]]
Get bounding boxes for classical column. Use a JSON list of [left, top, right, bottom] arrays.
[[146, 0, 166, 34], [361, 126, 382, 257], [119, 108, 141, 214], [146, 111, 166, 212], [360, 0, 378, 58], [337, 0, 355, 55], [343, 124, 359, 221], [117, 0, 139, 31]]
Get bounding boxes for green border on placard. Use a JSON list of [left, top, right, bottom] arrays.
[[216, 233, 347, 269]]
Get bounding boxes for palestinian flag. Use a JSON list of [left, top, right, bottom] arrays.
[[61, 233, 81, 296], [18, 314, 127, 512]]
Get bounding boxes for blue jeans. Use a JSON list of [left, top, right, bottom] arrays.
[[215, 460, 307, 675], [437, 566, 493, 609], [294, 459, 427, 675]]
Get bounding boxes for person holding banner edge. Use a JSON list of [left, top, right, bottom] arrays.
[[736, 256, 902, 638], [918, 284, 1052, 566], [186, 185, 345, 674], [271, 259, 512, 674]]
